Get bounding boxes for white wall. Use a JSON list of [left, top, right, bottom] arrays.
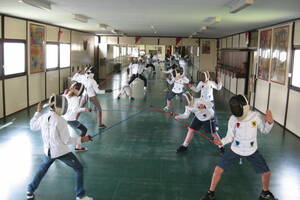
[[268, 82, 287, 125], [199, 39, 217, 72], [46, 70, 59, 98], [4, 76, 27, 115], [255, 79, 269, 113], [0, 80, 3, 118], [237, 78, 245, 95], [286, 90, 300, 137]]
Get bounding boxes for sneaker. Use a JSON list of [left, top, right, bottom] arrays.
[[117, 96, 120, 100], [99, 124, 107, 129], [144, 87, 147, 91], [176, 145, 188, 153], [26, 191, 35, 200], [130, 97, 135, 101], [259, 191, 277, 200], [163, 106, 169, 111], [76, 196, 93, 200], [201, 191, 216, 200], [75, 147, 88, 152]]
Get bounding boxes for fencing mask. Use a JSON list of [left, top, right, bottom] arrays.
[[70, 82, 84, 96], [48, 94, 68, 116], [183, 91, 194, 107], [229, 94, 249, 120], [200, 71, 209, 82]]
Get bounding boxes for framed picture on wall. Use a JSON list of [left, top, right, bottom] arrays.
[[202, 40, 211, 54], [30, 24, 46, 74], [257, 29, 272, 81], [270, 25, 290, 85]]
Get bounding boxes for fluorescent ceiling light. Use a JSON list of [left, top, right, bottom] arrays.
[[203, 16, 221, 25], [229, 0, 254, 13], [99, 24, 109, 30], [201, 26, 207, 30], [73, 14, 89, 23], [19, 0, 51, 11]]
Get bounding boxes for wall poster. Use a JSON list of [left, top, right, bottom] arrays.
[[30, 24, 45, 74], [270, 25, 290, 84], [257, 29, 272, 81]]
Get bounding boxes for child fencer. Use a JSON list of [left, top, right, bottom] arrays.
[[201, 94, 276, 200], [63, 82, 92, 151], [72, 67, 112, 128], [175, 92, 224, 154], [26, 95, 93, 200], [189, 71, 222, 129], [117, 85, 134, 100], [164, 66, 189, 111], [128, 57, 148, 91]]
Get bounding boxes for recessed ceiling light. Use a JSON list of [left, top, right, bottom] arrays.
[[73, 14, 89, 23], [19, 0, 51, 11], [229, 0, 254, 13]]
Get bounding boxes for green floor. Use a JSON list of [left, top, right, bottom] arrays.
[[1, 71, 300, 200]]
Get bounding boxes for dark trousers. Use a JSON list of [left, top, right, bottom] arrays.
[[128, 74, 147, 87]]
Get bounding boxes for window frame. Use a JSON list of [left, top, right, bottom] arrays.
[[46, 42, 59, 71], [3, 39, 27, 79], [59, 42, 71, 69], [289, 46, 300, 91]]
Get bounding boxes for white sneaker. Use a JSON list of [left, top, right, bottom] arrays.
[[144, 87, 147, 91], [163, 106, 169, 111], [76, 196, 93, 200]]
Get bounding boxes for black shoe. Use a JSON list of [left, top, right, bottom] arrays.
[[259, 191, 277, 200], [130, 97, 135, 101], [219, 147, 225, 155], [117, 96, 120, 100], [176, 145, 188, 153], [26, 191, 35, 200], [201, 191, 216, 200]]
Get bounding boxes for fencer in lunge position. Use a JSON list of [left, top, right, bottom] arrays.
[[72, 67, 112, 128], [175, 92, 224, 154], [164, 66, 189, 111], [26, 95, 93, 200], [63, 82, 92, 151], [117, 84, 134, 100], [128, 57, 147, 91], [201, 94, 276, 200]]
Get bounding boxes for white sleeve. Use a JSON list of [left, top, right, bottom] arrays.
[[166, 78, 174, 85], [182, 76, 189, 84], [30, 112, 43, 131], [257, 113, 274, 134], [59, 119, 81, 145], [221, 117, 235, 145], [211, 81, 222, 90], [175, 106, 191, 119], [72, 73, 84, 83], [190, 82, 202, 93], [91, 80, 105, 94], [162, 69, 172, 74]]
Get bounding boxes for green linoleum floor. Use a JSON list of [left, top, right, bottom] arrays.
[[0, 71, 300, 200]]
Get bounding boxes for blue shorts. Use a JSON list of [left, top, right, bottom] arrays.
[[217, 149, 270, 173], [166, 92, 182, 100], [190, 116, 217, 134]]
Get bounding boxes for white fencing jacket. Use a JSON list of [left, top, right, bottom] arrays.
[[175, 98, 214, 121], [72, 73, 105, 98], [167, 76, 189, 94], [30, 111, 81, 158], [191, 80, 222, 102], [62, 95, 85, 121], [221, 111, 274, 156], [128, 63, 144, 75]]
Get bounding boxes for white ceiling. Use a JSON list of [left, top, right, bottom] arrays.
[[0, 0, 300, 38]]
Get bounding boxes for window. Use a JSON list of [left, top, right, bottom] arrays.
[[4, 42, 25, 76], [60, 43, 70, 68], [46, 44, 58, 69], [132, 47, 139, 57], [121, 47, 126, 56], [128, 47, 132, 55], [292, 49, 300, 88], [113, 46, 119, 58]]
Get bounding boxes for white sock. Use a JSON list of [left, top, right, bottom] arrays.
[[183, 142, 189, 147]]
